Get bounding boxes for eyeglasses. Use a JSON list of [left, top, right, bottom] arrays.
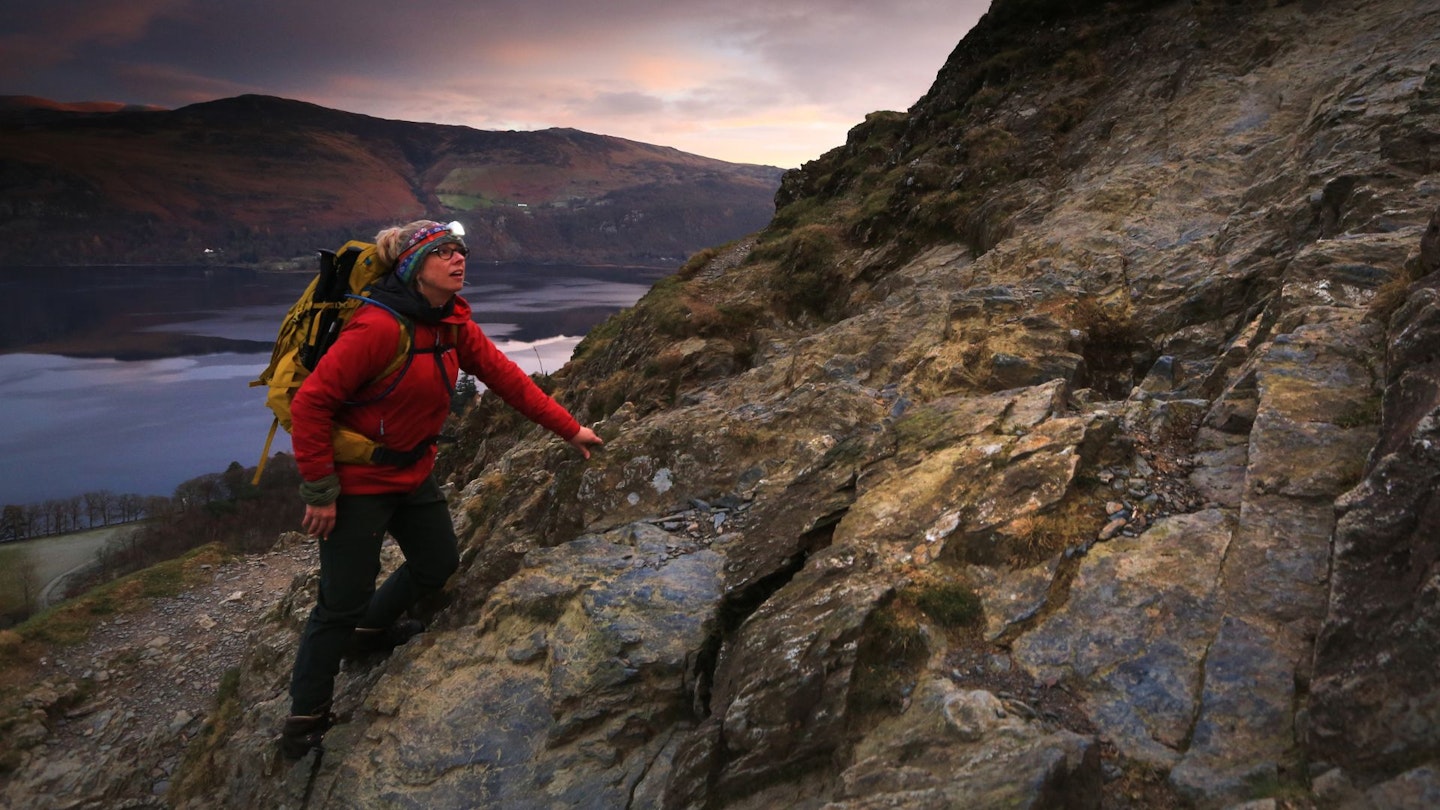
[[432, 244, 469, 260]]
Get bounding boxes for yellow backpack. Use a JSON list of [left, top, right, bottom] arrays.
[[249, 241, 413, 483]]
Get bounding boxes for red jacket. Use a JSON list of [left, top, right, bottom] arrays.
[[290, 294, 581, 494]]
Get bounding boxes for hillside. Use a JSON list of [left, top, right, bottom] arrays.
[[0, 94, 782, 267], [4, 0, 1439, 807]]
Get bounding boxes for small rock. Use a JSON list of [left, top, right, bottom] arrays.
[[13, 718, 49, 748], [167, 711, 194, 735], [1098, 517, 1128, 541]]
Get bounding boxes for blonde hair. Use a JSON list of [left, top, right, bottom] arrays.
[[374, 220, 442, 266]]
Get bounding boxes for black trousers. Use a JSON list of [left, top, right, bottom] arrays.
[[288, 476, 459, 716]]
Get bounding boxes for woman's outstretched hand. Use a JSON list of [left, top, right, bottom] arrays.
[[567, 426, 604, 459]]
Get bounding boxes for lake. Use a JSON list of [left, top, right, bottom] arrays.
[[0, 262, 670, 506]]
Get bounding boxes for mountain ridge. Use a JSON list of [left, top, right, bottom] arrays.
[[0, 94, 782, 267]]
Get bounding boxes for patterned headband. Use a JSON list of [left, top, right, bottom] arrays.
[[395, 222, 465, 283]]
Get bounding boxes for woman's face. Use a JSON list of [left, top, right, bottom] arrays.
[[414, 242, 467, 305]]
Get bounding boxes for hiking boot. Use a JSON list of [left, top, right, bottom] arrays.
[[279, 710, 334, 760], [350, 619, 426, 656]]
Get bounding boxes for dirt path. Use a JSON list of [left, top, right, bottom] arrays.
[[4, 535, 318, 807]]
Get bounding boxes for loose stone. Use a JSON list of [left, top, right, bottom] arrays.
[[1098, 517, 1128, 541]]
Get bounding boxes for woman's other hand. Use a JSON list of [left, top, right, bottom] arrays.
[[302, 502, 337, 540], [567, 426, 604, 459]]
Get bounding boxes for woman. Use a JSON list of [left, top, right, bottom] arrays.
[[281, 219, 602, 759]]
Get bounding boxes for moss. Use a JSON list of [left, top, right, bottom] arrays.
[[1330, 392, 1376, 426], [138, 565, 185, 599], [515, 594, 570, 625], [847, 602, 928, 717], [892, 407, 952, 452], [910, 581, 983, 628]]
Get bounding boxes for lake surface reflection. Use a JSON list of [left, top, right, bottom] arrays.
[[0, 263, 669, 505]]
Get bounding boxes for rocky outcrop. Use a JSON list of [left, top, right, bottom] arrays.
[[7, 0, 1438, 808], [1308, 204, 1440, 781]]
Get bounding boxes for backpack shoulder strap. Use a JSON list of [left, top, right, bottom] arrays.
[[343, 295, 415, 405]]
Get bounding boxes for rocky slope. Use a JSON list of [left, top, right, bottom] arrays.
[[0, 94, 781, 267], [5, 0, 1439, 807]]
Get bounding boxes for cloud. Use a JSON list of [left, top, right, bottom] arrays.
[[3, 0, 989, 166], [0, 0, 190, 83], [581, 90, 669, 118]]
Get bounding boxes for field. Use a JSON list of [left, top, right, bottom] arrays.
[[0, 525, 136, 616]]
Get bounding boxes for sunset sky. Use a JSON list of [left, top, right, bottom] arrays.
[[0, 0, 990, 168]]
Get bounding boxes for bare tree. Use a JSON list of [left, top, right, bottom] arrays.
[[1, 505, 24, 542], [66, 496, 84, 531], [84, 490, 116, 527], [16, 556, 41, 616], [25, 503, 47, 537]]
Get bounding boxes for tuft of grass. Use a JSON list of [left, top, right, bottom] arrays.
[[751, 224, 849, 322], [1368, 274, 1413, 325], [675, 246, 720, 279], [170, 666, 243, 802], [585, 368, 648, 421], [1001, 494, 1108, 567], [1041, 94, 1094, 134], [961, 125, 1022, 174]]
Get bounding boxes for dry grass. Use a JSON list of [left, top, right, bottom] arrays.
[[1368, 255, 1429, 325], [998, 494, 1108, 567], [8, 543, 229, 650]]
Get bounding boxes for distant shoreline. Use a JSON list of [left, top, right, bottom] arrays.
[[0, 255, 685, 270]]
